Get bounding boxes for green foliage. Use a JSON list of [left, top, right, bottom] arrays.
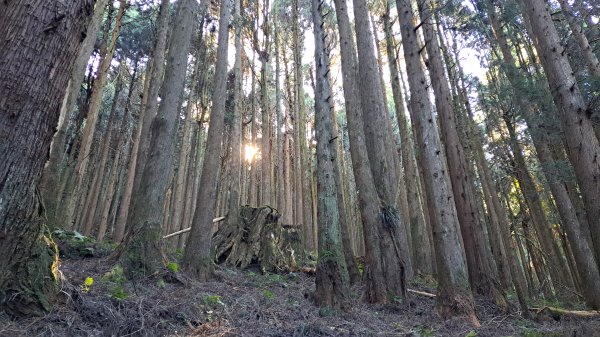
[[156, 279, 166, 289], [102, 266, 126, 284], [465, 330, 478, 337], [166, 262, 179, 273], [355, 257, 365, 275], [262, 289, 276, 300], [102, 266, 129, 300], [82, 277, 94, 293], [202, 294, 224, 308], [392, 295, 404, 304], [110, 285, 129, 300], [175, 249, 183, 260], [318, 307, 336, 317]]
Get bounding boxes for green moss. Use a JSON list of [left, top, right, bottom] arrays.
[[262, 289, 276, 300], [318, 307, 337, 317], [166, 262, 179, 273], [202, 294, 224, 308]]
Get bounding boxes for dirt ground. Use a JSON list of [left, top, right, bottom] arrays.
[[1, 255, 599, 337]]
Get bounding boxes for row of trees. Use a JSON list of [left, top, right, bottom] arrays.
[[1, 0, 599, 323]]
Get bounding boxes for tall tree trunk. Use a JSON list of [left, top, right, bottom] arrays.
[[382, 5, 431, 276], [419, 0, 505, 306], [169, 34, 205, 241], [227, 0, 244, 232], [313, 0, 351, 309], [488, 2, 600, 308], [114, 0, 171, 243], [502, 114, 571, 291], [182, 0, 232, 281], [352, 0, 412, 298], [521, 0, 600, 270], [40, 0, 109, 228], [68, 0, 127, 227], [119, 0, 196, 276], [333, 0, 405, 303], [0, 0, 93, 316], [261, 0, 272, 207], [80, 64, 125, 236], [395, 0, 477, 322]]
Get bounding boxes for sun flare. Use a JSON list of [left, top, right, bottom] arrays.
[[244, 144, 259, 162]]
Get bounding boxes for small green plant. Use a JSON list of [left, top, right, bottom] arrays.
[[110, 285, 129, 300], [102, 266, 128, 299], [175, 248, 183, 260], [318, 307, 336, 317], [202, 294, 224, 308], [166, 262, 179, 273], [102, 266, 126, 284], [392, 295, 403, 304], [263, 289, 276, 300], [465, 330, 478, 337], [156, 278, 166, 289], [82, 276, 94, 292]]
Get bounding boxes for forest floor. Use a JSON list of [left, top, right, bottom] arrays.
[[1, 237, 600, 336]]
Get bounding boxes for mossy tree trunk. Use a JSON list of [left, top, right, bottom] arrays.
[[0, 0, 94, 316], [312, 0, 351, 310]]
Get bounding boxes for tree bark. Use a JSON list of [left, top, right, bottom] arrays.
[[395, 0, 477, 322], [114, 0, 171, 243], [419, 0, 505, 307], [226, 0, 244, 235], [312, 0, 351, 309], [333, 0, 406, 303], [488, 4, 600, 307], [40, 0, 109, 229], [0, 0, 94, 316], [182, 0, 232, 281], [119, 0, 196, 276], [521, 0, 600, 271]]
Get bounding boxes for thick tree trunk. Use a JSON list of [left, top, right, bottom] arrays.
[[182, 0, 232, 281], [352, 0, 412, 300], [0, 0, 93, 316], [395, 0, 477, 322], [353, 0, 413, 284], [119, 0, 196, 276], [333, 0, 405, 303], [40, 0, 109, 229]]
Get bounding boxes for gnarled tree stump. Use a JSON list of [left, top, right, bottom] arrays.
[[212, 206, 302, 273]]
